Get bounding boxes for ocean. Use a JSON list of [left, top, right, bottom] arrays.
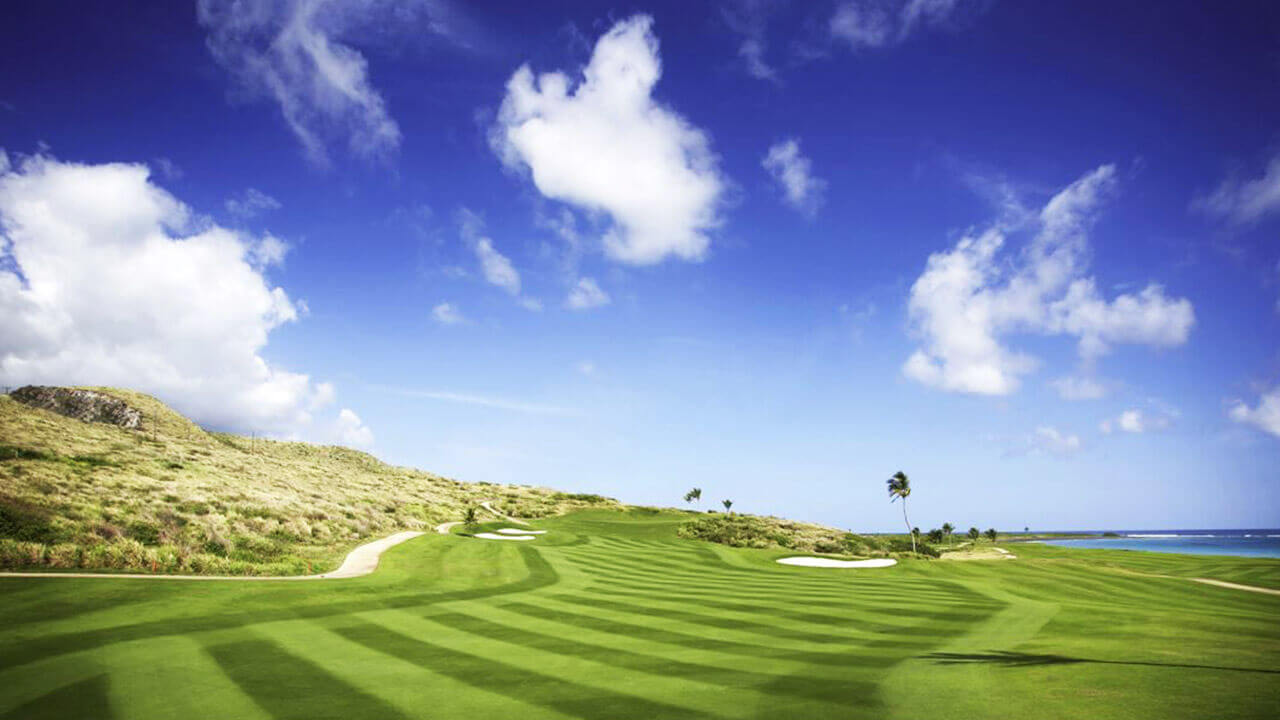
[[1040, 530, 1280, 558]]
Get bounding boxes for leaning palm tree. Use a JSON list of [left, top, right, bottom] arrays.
[[683, 487, 702, 509], [968, 527, 980, 543], [942, 522, 955, 546], [722, 499, 733, 514], [886, 471, 916, 553]]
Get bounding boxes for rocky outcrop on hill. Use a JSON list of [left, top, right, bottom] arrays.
[[9, 386, 143, 430]]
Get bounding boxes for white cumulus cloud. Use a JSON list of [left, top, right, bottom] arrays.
[[492, 15, 727, 266], [763, 139, 826, 217], [0, 154, 348, 437], [1229, 386, 1280, 439], [198, 0, 459, 166], [566, 277, 610, 310], [334, 407, 374, 448], [904, 165, 1195, 395]]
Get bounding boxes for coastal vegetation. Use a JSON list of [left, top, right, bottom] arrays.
[[0, 389, 617, 575]]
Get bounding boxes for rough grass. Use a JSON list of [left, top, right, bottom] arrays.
[[677, 512, 941, 557], [0, 389, 617, 575], [0, 509, 1276, 720]]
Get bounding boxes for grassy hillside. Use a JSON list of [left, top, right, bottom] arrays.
[[0, 509, 1276, 719], [676, 511, 942, 557], [0, 388, 617, 575]]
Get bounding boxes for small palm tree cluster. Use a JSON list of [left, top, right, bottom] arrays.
[[683, 488, 736, 515], [921, 524, 999, 547]]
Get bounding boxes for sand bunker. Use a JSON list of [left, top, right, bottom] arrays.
[[496, 528, 546, 535], [776, 557, 897, 568], [473, 533, 536, 541]]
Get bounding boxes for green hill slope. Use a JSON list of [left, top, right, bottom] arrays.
[[0, 387, 616, 575]]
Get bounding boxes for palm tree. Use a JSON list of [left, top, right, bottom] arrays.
[[968, 527, 980, 543], [911, 527, 921, 542], [683, 488, 702, 509], [941, 522, 955, 546], [886, 471, 916, 553], [927, 528, 944, 544], [985, 528, 998, 542], [463, 506, 478, 528], [722, 499, 733, 514]]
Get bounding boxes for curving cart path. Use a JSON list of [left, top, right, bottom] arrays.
[[0, 531, 425, 581]]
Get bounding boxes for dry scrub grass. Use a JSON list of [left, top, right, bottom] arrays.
[[0, 388, 617, 575]]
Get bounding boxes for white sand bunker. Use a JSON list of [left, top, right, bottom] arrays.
[[473, 533, 536, 541], [776, 557, 897, 568], [995, 547, 1017, 559], [496, 528, 546, 535]]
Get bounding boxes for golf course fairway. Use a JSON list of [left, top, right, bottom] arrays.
[[1, 509, 1277, 719]]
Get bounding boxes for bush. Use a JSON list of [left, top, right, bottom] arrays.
[[0, 499, 59, 543], [813, 538, 843, 554], [126, 521, 162, 546], [678, 514, 777, 548]]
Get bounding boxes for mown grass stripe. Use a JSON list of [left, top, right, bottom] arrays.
[[544, 591, 888, 646], [418, 609, 878, 710], [205, 638, 414, 720], [331, 621, 721, 720], [0, 545, 559, 671], [576, 567, 995, 613], [0, 674, 111, 720], [582, 584, 1001, 646], [496, 600, 896, 669], [555, 550, 965, 602]]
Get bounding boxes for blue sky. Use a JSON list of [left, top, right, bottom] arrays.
[[2, 0, 1278, 532]]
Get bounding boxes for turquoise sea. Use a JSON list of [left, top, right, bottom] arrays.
[[1041, 530, 1280, 558]]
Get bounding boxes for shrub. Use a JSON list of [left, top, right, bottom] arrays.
[[813, 538, 843, 554], [126, 521, 162, 546], [0, 499, 59, 543], [678, 514, 777, 548]]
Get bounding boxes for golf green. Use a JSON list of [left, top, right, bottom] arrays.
[[2, 509, 1277, 719]]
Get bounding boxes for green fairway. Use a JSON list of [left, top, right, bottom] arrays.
[[1, 509, 1277, 720]]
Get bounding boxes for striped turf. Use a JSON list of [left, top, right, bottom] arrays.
[[1, 508, 1277, 719]]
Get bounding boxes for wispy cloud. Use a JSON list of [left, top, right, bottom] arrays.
[[1194, 151, 1280, 225], [368, 384, 579, 416], [431, 302, 465, 325], [763, 138, 826, 217], [830, 0, 966, 50], [198, 0, 469, 166]]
